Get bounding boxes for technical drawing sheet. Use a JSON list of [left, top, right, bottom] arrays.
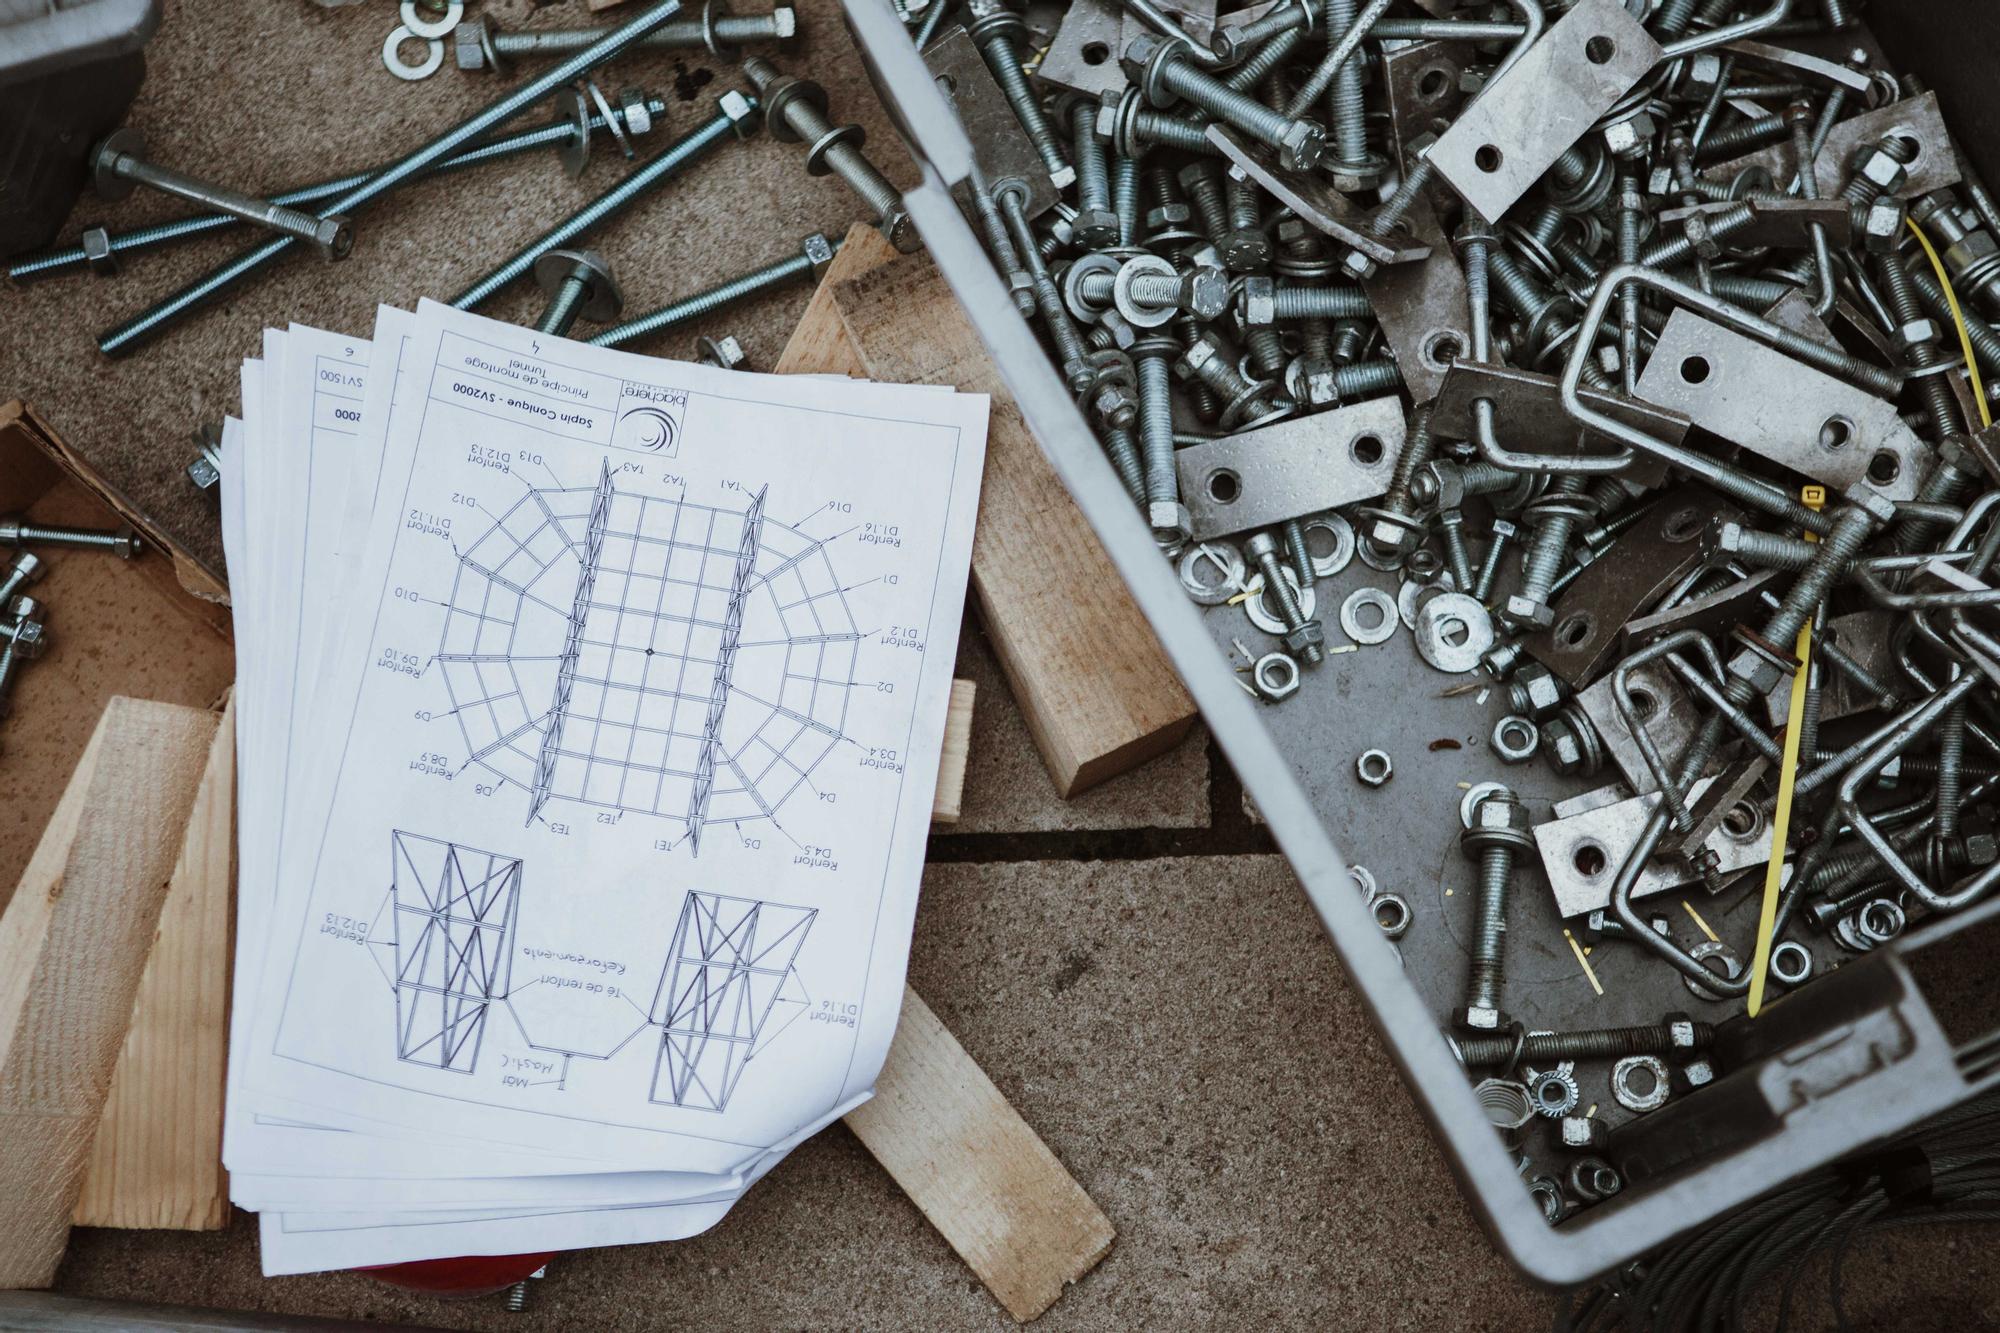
[[240, 299, 989, 1178]]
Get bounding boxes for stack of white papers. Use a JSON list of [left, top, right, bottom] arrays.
[[218, 300, 988, 1275]]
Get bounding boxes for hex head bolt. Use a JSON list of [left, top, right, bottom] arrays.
[[1123, 34, 1327, 173], [89, 129, 354, 263], [1356, 403, 1436, 563], [531, 250, 624, 336], [1066, 98, 1118, 247], [187, 421, 225, 493], [1074, 262, 1229, 324], [451, 91, 761, 314], [964, 3, 1073, 190], [589, 232, 835, 349], [1320, 0, 1385, 190], [0, 517, 143, 559], [98, 0, 690, 357], [1456, 787, 1531, 1031], [1448, 1017, 1713, 1068], [1506, 474, 1588, 632], [742, 58, 919, 254], [1245, 530, 1325, 664], [456, 2, 796, 71], [993, 182, 1096, 394], [9, 97, 669, 284], [694, 335, 749, 370], [1132, 340, 1188, 548], [0, 553, 44, 608]]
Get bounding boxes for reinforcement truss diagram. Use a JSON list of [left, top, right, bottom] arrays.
[[388, 831, 523, 1074], [649, 893, 817, 1113], [436, 462, 861, 851]]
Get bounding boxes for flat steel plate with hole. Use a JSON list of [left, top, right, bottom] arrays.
[[1633, 309, 1929, 502], [926, 28, 1059, 217], [1713, 92, 1959, 203], [1175, 396, 1403, 539], [1428, 0, 1662, 223], [1533, 776, 1774, 919]]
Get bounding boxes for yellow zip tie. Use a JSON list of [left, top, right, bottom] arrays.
[[1563, 928, 1605, 996], [1908, 216, 1992, 430], [1746, 485, 1826, 1016], [1682, 899, 1720, 944]]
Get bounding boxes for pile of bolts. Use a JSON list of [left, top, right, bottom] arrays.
[[931, 0, 2000, 1220], [0, 519, 145, 735]]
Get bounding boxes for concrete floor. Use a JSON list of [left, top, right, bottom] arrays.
[[9, 0, 2000, 1328]]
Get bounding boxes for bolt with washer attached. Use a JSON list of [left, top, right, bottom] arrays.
[[1245, 530, 1325, 664], [0, 516, 143, 559], [744, 57, 919, 253], [1454, 786, 1530, 1031], [457, 2, 796, 71], [531, 249, 624, 336]]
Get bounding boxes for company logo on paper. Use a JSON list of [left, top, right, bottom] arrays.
[[614, 401, 684, 456]]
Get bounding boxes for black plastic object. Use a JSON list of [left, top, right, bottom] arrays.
[[0, 0, 161, 258]]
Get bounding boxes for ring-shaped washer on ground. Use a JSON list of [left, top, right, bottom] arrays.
[[1414, 592, 1493, 673], [399, 0, 462, 40], [1339, 586, 1398, 645], [383, 25, 445, 80], [1245, 566, 1316, 634]]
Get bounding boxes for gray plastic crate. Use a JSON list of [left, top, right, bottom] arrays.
[[0, 0, 160, 257], [843, 0, 2000, 1285]]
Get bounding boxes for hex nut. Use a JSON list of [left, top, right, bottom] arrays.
[[1686, 53, 1723, 88], [1073, 207, 1120, 248], [1356, 748, 1393, 787], [1238, 275, 1277, 326], [618, 87, 655, 138], [1665, 1014, 1697, 1049], [696, 335, 747, 369], [6, 615, 47, 659], [1491, 715, 1539, 763], [1144, 201, 1193, 232], [1863, 197, 1906, 252], [1967, 831, 2000, 867], [1175, 335, 1221, 380], [1896, 318, 1942, 350], [1504, 593, 1555, 632], [1841, 481, 1900, 523], [1338, 248, 1378, 282], [1603, 112, 1655, 161], [1677, 1057, 1717, 1091], [80, 226, 118, 276], [1506, 662, 1564, 719], [1089, 382, 1139, 431], [1542, 713, 1590, 776], [1283, 618, 1326, 658], [1561, 1115, 1607, 1151], [1454, 1002, 1506, 1032], [719, 89, 759, 139], [1147, 500, 1192, 545], [1853, 146, 1908, 196], [1252, 651, 1300, 701], [1181, 268, 1231, 319], [1288, 357, 1339, 408]]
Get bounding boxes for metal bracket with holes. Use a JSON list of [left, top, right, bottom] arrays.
[[1175, 395, 1403, 539], [1428, 0, 1662, 223], [927, 28, 1059, 217], [1533, 776, 1775, 919], [1634, 309, 1930, 502]]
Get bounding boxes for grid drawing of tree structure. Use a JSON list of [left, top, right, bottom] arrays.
[[648, 893, 817, 1113], [388, 831, 523, 1074], [436, 462, 862, 851]]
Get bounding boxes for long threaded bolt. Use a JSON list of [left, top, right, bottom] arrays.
[[1518, 475, 1588, 608], [531, 250, 621, 336], [1459, 787, 1529, 1028], [1135, 348, 1180, 523], [9, 99, 667, 283], [1694, 112, 1790, 164], [0, 517, 142, 558], [1178, 161, 1231, 237], [463, 10, 796, 67], [0, 635, 23, 715], [1111, 155, 1140, 247], [1130, 36, 1326, 171], [1246, 530, 1323, 663], [1075, 268, 1220, 317], [1908, 262, 2000, 376], [744, 60, 916, 251], [1488, 248, 1570, 356], [967, 10, 1072, 187], [1284, 518, 1314, 590], [1759, 503, 1883, 653], [1364, 403, 1436, 556], [1437, 508, 1476, 591], [1474, 520, 1516, 602], [1879, 247, 1964, 440], [1125, 105, 1226, 157], [1101, 423, 1146, 503], [999, 185, 1094, 392], [451, 92, 757, 312], [1330, 360, 1402, 399], [1224, 24, 1305, 93], [1450, 1020, 1714, 1067], [1840, 133, 1919, 209], [1322, 0, 1373, 178], [89, 130, 353, 262], [590, 233, 834, 348], [1069, 101, 1116, 246]]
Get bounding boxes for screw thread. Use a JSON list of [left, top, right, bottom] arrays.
[[1762, 505, 1880, 649], [1225, 171, 1262, 234], [8, 523, 133, 554], [1270, 284, 1371, 319], [589, 243, 822, 348], [1879, 250, 1964, 438], [1909, 263, 2000, 374], [1475, 526, 1512, 602], [1730, 527, 1816, 572], [1642, 202, 1758, 269], [535, 272, 591, 335], [1180, 164, 1230, 236], [1111, 155, 1140, 246], [1937, 700, 1968, 838], [1137, 354, 1178, 508], [1372, 156, 1435, 236], [1254, 546, 1307, 623], [1224, 25, 1305, 93], [1520, 474, 1586, 604], [1438, 511, 1476, 590], [1454, 1021, 1715, 1066], [1324, 0, 1368, 167], [1330, 359, 1402, 399], [1468, 845, 1512, 1012], [1132, 108, 1223, 156], [1487, 249, 1561, 330], [452, 101, 748, 312], [1652, 0, 1699, 36], [1071, 101, 1111, 214], [496, 14, 789, 54], [1101, 424, 1146, 503], [1246, 326, 1288, 378], [1381, 403, 1437, 520], [1696, 113, 1789, 163], [975, 28, 1069, 180], [1158, 52, 1297, 148], [1284, 517, 1314, 589]]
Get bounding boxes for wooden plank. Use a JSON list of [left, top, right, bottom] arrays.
[[831, 254, 1197, 795], [847, 989, 1115, 1321], [773, 222, 902, 377], [0, 698, 218, 1289], [74, 697, 235, 1231], [930, 679, 974, 825]]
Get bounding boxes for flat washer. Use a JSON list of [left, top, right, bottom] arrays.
[[583, 79, 634, 160], [399, 0, 463, 39], [1684, 939, 1743, 1001], [1245, 566, 1316, 635], [1339, 586, 1398, 645], [384, 25, 446, 81], [554, 87, 593, 179], [1302, 513, 1354, 578], [1178, 542, 1244, 605], [1769, 939, 1814, 985], [1414, 592, 1494, 673], [1612, 1055, 1671, 1113]]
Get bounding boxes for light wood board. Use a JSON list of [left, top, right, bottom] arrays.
[[848, 989, 1116, 1322], [779, 223, 1114, 1319], [0, 697, 219, 1288], [931, 679, 974, 826], [74, 697, 235, 1231], [830, 252, 1196, 796]]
